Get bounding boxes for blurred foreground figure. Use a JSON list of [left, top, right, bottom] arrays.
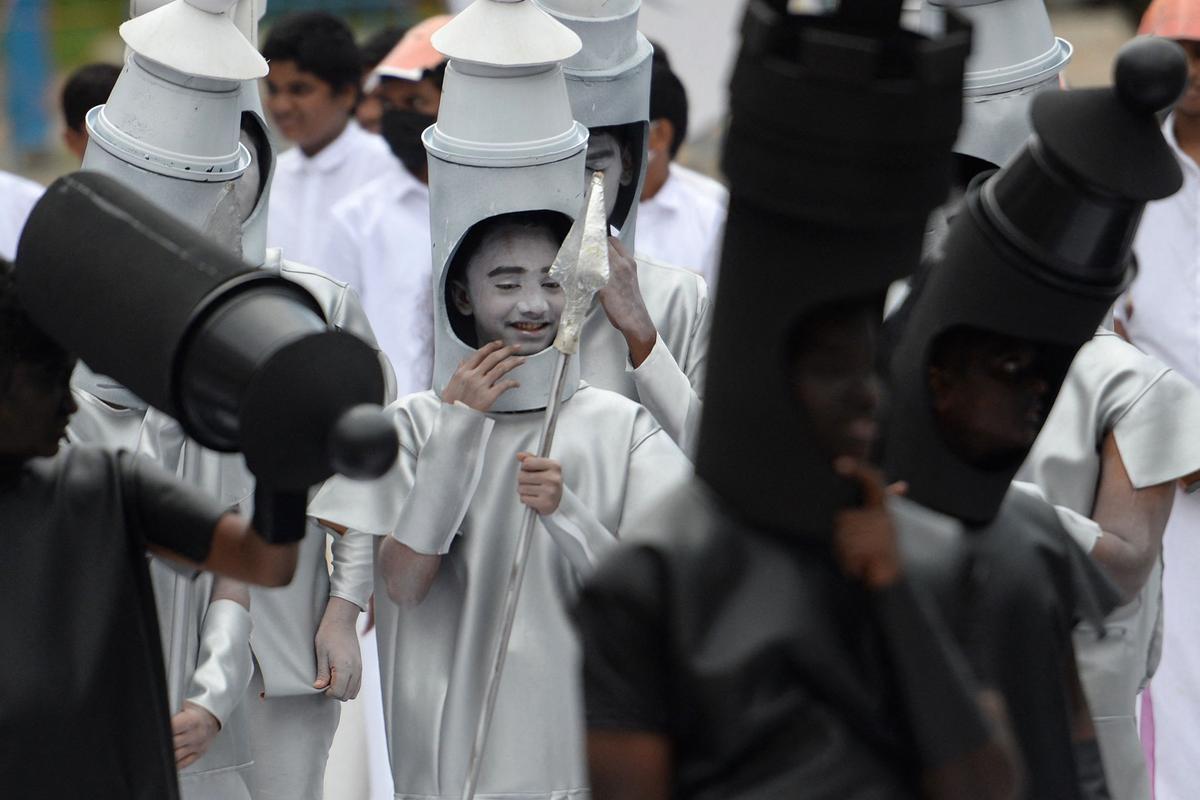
[[0, 249, 301, 797], [886, 17, 1188, 797], [574, 4, 1022, 799], [75, 2, 399, 798]]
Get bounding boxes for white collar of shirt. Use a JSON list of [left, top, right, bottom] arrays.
[[387, 156, 429, 205], [645, 165, 688, 215], [279, 120, 369, 176], [1163, 112, 1200, 179]]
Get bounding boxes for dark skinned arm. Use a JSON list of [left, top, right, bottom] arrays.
[[148, 513, 298, 587], [1090, 433, 1174, 603], [588, 731, 672, 800], [319, 519, 442, 608]]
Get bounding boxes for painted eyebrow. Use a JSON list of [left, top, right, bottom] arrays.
[[486, 265, 555, 277]]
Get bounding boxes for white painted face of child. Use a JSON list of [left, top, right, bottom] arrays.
[[451, 224, 565, 356]]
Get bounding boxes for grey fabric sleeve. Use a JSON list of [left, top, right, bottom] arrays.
[[630, 333, 703, 458], [540, 486, 618, 575], [186, 598, 254, 728], [1111, 367, 1200, 489], [328, 528, 376, 610], [309, 401, 493, 555]]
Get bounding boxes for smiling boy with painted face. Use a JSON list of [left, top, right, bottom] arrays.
[[310, 207, 692, 800], [306, 7, 692, 797]]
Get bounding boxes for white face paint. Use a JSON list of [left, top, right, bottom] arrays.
[[452, 225, 565, 356], [586, 131, 625, 221]]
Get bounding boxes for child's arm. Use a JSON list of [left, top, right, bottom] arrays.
[[174, 577, 253, 768], [311, 343, 522, 606]]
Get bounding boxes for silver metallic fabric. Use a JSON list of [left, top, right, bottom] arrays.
[[578, 253, 709, 456], [149, 564, 254, 780], [1020, 329, 1200, 800], [188, 599, 254, 731], [308, 386, 692, 799]]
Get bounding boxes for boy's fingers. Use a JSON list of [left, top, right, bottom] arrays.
[[485, 354, 527, 382], [833, 458, 887, 508], [475, 343, 517, 375]]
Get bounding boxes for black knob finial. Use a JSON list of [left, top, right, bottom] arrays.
[[328, 404, 400, 480], [1115, 36, 1189, 115]]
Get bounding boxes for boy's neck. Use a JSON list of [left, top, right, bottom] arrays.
[[299, 118, 351, 159]]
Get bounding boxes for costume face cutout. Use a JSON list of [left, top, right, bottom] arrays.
[[452, 223, 565, 356], [586, 130, 631, 222], [927, 326, 1052, 469], [789, 302, 883, 463]]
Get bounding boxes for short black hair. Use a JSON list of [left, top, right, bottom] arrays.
[[446, 210, 572, 345], [0, 259, 69, 387], [262, 11, 362, 93], [360, 24, 408, 73], [60, 63, 121, 133], [650, 58, 688, 157]]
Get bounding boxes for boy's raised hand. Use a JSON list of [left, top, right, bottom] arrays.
[[516, 453, 564, 516], [441, 341, 526, 412], [832, 457, 902, 590]]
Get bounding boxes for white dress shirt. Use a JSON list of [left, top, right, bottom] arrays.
[[0, 170, 43, 261], [316, 157, 434, 397], [266, 121, 396, 269], [636, 162, 728, 290], [1121, 115, 1200, 800]]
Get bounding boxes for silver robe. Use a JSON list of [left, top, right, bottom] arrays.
[[68, 361, 256, 795], [139, 252, 393, 699], [1019, 329, 1200, 800], [309, 385, 693, 800], [580, 254, 710, 456], [68, 256, 390, 796]]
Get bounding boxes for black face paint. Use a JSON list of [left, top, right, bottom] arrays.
[[382, 108, 436, 178]]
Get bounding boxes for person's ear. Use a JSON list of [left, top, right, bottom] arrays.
[[648, 119, 674, 158], [451, 279, 473, 316], [334, 82, 359, 113], [63, 128, 87, 162]]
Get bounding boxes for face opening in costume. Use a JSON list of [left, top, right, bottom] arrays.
[[787, 297, 884, 464], [927, 325, 1056, 471], [448, 211, 572, 357], [586, 128, 636, 229]]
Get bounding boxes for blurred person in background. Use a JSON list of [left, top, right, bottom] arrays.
[[316, 16, 451, 386], [0, 171, 42, 263], [356, 24, 410, 134], [262, 11, 394, 267], [59, 63, 121, 162], [635, 46, 728, 292], [1116, 3, 1200, 799]]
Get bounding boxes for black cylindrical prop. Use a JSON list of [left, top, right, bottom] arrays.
[[15, 171, 398, 539], [885, 37, 1187, 525], [696, 0, 971, 537]]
